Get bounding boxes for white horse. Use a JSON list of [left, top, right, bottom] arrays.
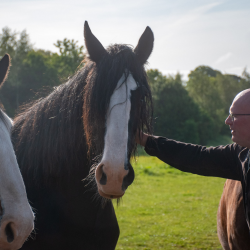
[[0, 54, 34, 250]]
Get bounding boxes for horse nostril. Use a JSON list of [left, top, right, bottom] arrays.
[[122, 164, 135, 191], [5, 223, 14, 243], [99, 165, 107, 185]]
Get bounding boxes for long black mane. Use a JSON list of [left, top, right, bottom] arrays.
[[12, 44, 153, 187]]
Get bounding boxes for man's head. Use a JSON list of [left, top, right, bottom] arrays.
[[225, 89, 250, 148]]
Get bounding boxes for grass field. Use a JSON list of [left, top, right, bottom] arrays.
[[114, 155, 225, 250]]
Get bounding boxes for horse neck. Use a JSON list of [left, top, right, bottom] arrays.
[[12, 73, 90, 188]]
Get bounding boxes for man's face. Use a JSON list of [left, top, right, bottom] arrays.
[[225, 98, 250, 148]]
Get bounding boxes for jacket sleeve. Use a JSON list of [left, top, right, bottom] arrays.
[[144, 136, 242, 181]]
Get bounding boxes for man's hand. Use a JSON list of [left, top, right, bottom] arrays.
[[136, 130, 149, 147]]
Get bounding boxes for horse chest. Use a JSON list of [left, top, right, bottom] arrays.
[[21, 182, 119, 250]]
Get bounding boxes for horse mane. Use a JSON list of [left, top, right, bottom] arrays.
[[12, 44, 153, 187]]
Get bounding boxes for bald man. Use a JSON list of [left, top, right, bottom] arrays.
[[137, 89, 250, 232]]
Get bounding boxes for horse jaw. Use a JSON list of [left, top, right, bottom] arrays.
[[95, 73, 137, 198]]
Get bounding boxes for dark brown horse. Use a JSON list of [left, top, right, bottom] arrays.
[[217, 179, 250, 249], [12, 22, 154, 250]]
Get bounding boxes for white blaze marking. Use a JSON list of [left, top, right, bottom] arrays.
[[0, 112, 25, 200], [102, 73, 138, 171], [0, 111, 34, 247]]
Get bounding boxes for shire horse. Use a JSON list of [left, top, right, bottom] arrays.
[[12, 21, 154, 250], [217, 179, 250, 249], [0, 54, 34, 250]]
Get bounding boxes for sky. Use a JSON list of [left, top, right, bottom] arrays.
[[1, 0, 250, 80]]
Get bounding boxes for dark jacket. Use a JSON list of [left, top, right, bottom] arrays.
[[145, 136, 250, 229]]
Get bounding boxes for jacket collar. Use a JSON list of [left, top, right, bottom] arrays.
[[239, 147, 249, 178]]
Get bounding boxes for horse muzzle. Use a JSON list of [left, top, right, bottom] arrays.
[[95, 161, 134, 199]]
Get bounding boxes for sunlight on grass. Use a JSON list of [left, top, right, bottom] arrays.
[[114, 156, 225, 250]]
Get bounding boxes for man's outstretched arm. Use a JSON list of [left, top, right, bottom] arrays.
[[136, 131, 242, 181]]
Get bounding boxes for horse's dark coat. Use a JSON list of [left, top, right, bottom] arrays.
[[217, 180, 250, 250], [12, 23, 153, 250]]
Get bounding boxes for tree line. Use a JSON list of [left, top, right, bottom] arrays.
[[1, 27, 250, 145], [148, 68, 250, 145], [0, 27, 84, 117]]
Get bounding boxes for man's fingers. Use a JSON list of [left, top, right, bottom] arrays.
[[136, 130, 148, 147]]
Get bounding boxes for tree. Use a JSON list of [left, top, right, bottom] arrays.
[[242, 68, 250, 82], [0, 28, 85, 117], [0, 27, 33, 116], [186, 65, 250, 136], [52, 39, 84, 81], [147, 69, 214, 144]]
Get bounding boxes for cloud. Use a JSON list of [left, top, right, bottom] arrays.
[[214, 52, 232, 65], [167, 2, 223, 30], [224, 66, 245, 76], [161, 69, 190, 81]]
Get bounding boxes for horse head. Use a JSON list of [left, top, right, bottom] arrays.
[[83, 22, 154, 199]]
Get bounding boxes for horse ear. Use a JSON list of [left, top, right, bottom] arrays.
[[84, 21, 107, 63], [134, 26, 154, 65], [0, 54, 10, 87]]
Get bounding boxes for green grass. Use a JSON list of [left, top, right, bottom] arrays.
[[114, 156, 225, 250]]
